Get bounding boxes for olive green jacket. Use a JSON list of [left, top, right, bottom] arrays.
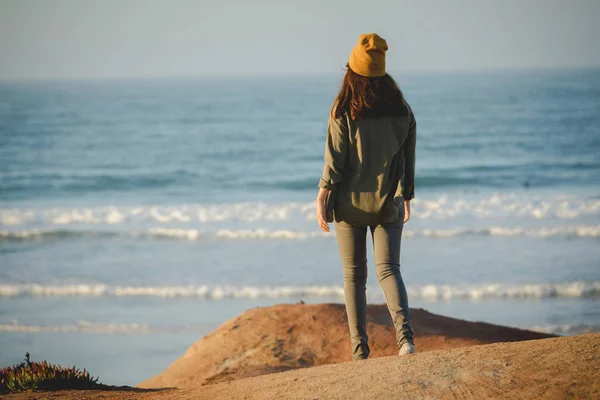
[[318, 105, 416, 226]]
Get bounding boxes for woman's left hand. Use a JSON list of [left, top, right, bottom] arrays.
[[316, 197, 330, 232]]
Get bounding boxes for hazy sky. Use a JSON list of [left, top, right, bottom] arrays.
[[1, 0, 599, 80]]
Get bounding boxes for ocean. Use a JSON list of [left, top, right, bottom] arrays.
[[1, 68, 599, 386]]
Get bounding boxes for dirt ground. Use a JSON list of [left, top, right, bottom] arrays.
[[137, 303, 553, 388], [6, 333, 599, 399], [7, 303, 596, 400]]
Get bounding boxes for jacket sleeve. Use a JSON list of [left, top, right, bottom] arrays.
[[402, 106, 417, 200], [318, 115, 349, 190]]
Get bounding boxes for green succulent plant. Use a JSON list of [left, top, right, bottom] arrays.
[[0, 352, 104, 394]]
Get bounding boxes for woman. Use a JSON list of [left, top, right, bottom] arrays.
[[316, 33, 416, 360]]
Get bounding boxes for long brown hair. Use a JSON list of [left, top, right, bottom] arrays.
[[331, 65, 409, 120]]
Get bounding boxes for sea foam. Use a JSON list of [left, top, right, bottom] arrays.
[[1, 281, 598, 300], [0, 320, 208, 334], [1, 224, 598, 242], [1, 193, 599, 228], [0, 320, 595, 336]]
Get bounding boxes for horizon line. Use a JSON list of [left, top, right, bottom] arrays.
[[1, 64, 599, 84]]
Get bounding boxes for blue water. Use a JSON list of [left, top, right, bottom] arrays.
[[1, 68, 600, 386]]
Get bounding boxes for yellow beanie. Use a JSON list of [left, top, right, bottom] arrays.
[[348, 33, 388, 77]]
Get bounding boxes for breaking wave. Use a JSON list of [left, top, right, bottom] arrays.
[[0, 320, 210, 334], [1, 224, 599, 242], [526, 323, 600, 336], [0, 320, 595, 336], [1, 281, 598, 300], [1, 193, 599, 228]]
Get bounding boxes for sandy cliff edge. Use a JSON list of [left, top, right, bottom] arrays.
[[138, 303, 554, 389], [6, 333, 599, 399], [179, 333, 600, 400]]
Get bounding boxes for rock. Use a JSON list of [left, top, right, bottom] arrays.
[[137, 303, 554, 389]]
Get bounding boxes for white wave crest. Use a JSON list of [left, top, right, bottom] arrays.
[[0, 283, 109, 297], [1, 281, 598, 300], [412, 281, 600, 300], [409, 225, 600, 238], [0, 203, 301, 227], [411, 193, 600, 220], [526, 323, 600, 335], [0, 229, 45, 239], [214, 229, 332, 240], [0, 320, 208, 334], [1, 318, 595, 336], [1, 225, 598, 242], [1, 194, 599, 228], [0, 319, 596, 336], [146, 228, 200, 240]]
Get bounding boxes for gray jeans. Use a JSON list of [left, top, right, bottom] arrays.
[[334, 214, 413, 360]]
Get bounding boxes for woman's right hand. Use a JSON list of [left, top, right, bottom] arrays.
[[316, 189, 331, 232], [404, 200, 411, 224], [316, 197, 330, 232]]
